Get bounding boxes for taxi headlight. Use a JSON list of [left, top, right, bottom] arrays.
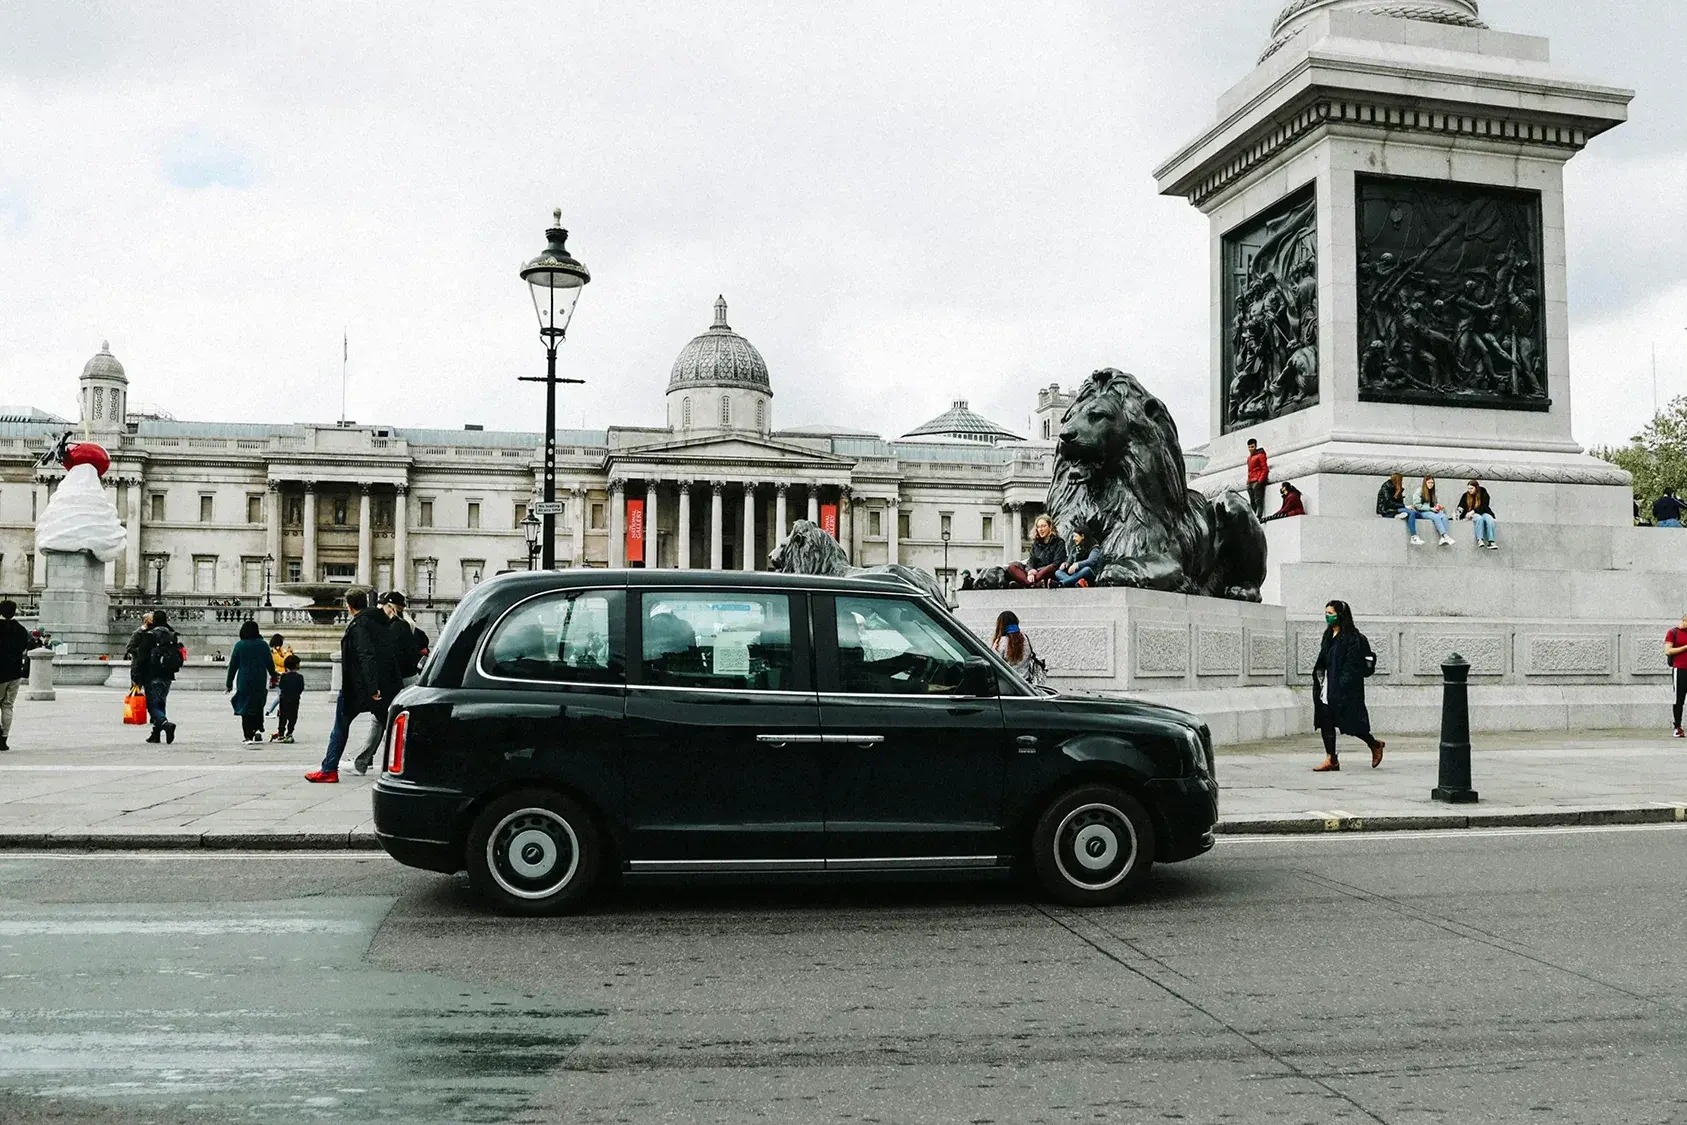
[[1184, 727, 1209, 776]]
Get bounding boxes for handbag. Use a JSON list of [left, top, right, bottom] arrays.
[[122, 686, 148, 725]]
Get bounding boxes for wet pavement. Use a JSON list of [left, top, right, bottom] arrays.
[[1, 827, 1686, 1123]]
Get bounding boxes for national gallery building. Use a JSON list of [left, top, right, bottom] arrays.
[[0, 298, 1070, 603]]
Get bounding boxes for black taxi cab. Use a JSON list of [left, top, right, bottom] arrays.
[[371, 569, 1218, 913]]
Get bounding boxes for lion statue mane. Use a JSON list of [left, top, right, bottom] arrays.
[[769, 520, 948, 602], [1045, 367, 1266, 601]]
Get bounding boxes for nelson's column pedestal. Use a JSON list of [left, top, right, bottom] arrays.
[[1155, 1, 1680, 732]]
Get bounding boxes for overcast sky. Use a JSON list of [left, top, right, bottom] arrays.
[[2, 1, 1681, 448]]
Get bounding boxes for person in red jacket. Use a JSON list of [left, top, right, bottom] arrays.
[[1245, 438, 1269, 517], [1666, 612, 1687, 737]]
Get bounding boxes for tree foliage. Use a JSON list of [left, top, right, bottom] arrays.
[[1592, 395, 1687, 509]]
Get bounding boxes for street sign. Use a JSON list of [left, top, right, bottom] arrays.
[[530, 501, 565, 515]]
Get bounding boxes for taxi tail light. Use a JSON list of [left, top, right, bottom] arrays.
[[387, 710, 409, 775]]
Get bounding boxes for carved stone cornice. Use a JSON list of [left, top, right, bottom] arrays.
[[1211, 449, 1631, 493]]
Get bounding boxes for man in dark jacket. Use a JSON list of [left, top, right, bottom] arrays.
[[130, 610, 181, 744], [307, 590, 396, 782], [1654, 488, 1683, 528], [348, 592, 411, 775], [0, 599, 43, 752]]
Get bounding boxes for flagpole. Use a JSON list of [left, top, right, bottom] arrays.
[[341, 329, 348, 424]]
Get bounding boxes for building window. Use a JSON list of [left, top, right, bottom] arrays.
[[373, 497, 394, 529], [332, 497, 348, 526], [287, 558, 302, 582], [418, 499, 434, 527], [32, 491, 39, 521], [324, 562, 355, 584], [590, 502, 606, 530], [720, 395, 731, 425], [93, 387, 104, 419], [940, 513, 952, 538], [199, 495, 214, 523], [514, 502, 528, 529], [247, 495, 263, 524], [981, 514, 995, 541], [461, 559, 485, 590], [897, 510, 911, 541], [467, 501, 481, 529], [376, 563, 392, 591], [192, 555, 216, 593], [26, 553, 35, 585], [868, 509, 883, 537], [284, 495, 303, 526], [756, 399, 765, 430], [1041, 418, 1051, 439], [683, 396, 692, 427], [241, 557, 264, 594]]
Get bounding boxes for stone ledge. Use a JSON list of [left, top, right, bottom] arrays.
[[1216, 803, 1687, 835]]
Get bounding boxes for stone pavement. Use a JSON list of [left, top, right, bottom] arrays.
[[1, 689, 1685, 847]]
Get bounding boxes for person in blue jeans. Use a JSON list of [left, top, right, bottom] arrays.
[[305, 590, 395, 783], [1055, 521, 1104, 587], [1653, 488, 1684, 528], [131, 610, 180, 744], [1457, 479, 1499, 549], [1407, 475, 1453, 546]]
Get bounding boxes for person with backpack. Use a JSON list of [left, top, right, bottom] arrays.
[[990, 610, 1048, 689], [306, 589, 397, 783], [0, 599, 43, 753], [1311, 599, 1386, 772], [381, 592, 425, 687], [132, 609, 182, 744]]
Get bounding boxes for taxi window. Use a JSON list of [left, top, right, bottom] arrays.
[[833, 595, 972, 694], [640, 592, 794, 691], [483, 590, 622, 685]]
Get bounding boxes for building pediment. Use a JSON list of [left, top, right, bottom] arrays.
[[608, 432, 854, 472]]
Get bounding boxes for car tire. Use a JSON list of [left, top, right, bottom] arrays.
[[1031, 785, 1155, 906], [466, 789, 601, 915]]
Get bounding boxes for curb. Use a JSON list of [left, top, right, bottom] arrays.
[[1217, 803, 1687, 835], [0, 830, 383, 850]]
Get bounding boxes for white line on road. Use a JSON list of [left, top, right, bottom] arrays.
[[1224, 822, 1687, 844]]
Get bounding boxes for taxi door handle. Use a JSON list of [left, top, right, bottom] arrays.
[[824, 734, 885, 746], [756, 733, 825, 746]]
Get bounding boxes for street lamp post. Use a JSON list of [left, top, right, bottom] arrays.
[[150, 554, 168, 601], [417, 557, 437, 608], [521, 509, 542, 570], [519, 209, 591, 570], [262, 553, 274, 608], [941, 529, 952, 597]]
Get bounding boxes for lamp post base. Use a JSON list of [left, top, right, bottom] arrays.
[[1430, 786, 1479, 804]]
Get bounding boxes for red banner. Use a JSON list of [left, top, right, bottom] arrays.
[[626, 498, 645, 564], [820, 503, 839, 539]]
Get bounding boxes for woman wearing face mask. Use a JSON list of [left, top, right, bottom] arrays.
[[1311, 599, 1386, 772]]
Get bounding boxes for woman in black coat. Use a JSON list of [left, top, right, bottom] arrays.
[[226, 620, 273, 744], [1311, 600, 1386, 772]]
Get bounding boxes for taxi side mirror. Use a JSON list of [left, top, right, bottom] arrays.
[[958, 656, 999, 697]]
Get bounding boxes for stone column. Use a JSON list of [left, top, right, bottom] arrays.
[[841, 486, 855, 562], [887, 498, 900, 565], [645, 481, 660, 568], [126, 475, 144, 590], [1003, 502, 1022, 564], [742, 483, 757, 571], [393, 483, 410, 592], [572, 487, 587, 565], [774, 483, 788, 542], [608, 479, 626, 567], [265, 480, 282, 578], [356, 484, 373, 585], [301, 482, 318, 583], [807, 488, 820, 525], [709, 482, 724, 570], [677, 482, 692, 569]]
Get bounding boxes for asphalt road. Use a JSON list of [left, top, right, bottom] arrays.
[[1, 826, 1685, 1125]]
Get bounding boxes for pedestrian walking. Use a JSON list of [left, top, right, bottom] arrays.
[[1665, 612, 1687, 738], [0, 599, 43, 752], [226, 620, 272, 743], [124, 611, 154, 687], [305, 589, 392, 783], [990, 610, 1047, 687], [265, 633, 293, 717], [273, 654, 305, 743], [131, 610, 182, 744], [347, 594, 409, 775], [382, 592, 424, 689], [1246, 438, 1269, 518], [1311, 599, 1386, 772]]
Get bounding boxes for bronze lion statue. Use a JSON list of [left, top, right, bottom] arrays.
[[769, 520, 947, 602], [1046, 368, 1266, 601]]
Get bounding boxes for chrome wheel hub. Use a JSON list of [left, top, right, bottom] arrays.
[[487, 808, 579, 900], [1053, 802, 1137, 890]]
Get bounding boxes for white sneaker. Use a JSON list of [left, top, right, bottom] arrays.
[[1487, 541, 1499, 550], [1439, 535, 1454, 546], [1410, 535, 1425, 545]]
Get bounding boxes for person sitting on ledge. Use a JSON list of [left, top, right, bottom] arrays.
[[1457, 479, 1498, 550], [1006, 513, 1067, 588], [1262, 481, 1306, 523], [1408, 475, 1453, 547], [1376, 473, 1407, 520], [1653, 488, 1683, 528], [1054, 520, 1103, 588]]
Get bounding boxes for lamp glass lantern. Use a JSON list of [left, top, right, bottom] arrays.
[[521, 510, 542, 569]]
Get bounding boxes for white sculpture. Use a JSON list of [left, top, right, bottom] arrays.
[[36, 462, 127, 561]]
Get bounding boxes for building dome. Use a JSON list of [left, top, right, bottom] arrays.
[[1262, 0, 1484, 60], [667, 296, 772, 395], [901, 400, 1025, 444], [81, 340, 127, 384]]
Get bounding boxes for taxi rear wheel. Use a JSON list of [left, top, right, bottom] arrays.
[[466, 789, 601, 915], [1031, 784, 1155, 906]]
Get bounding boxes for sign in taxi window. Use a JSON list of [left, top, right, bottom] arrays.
[[641, 593, 794, 690]]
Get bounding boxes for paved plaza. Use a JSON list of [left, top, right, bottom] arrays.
[[2, 688, 1685, 847]]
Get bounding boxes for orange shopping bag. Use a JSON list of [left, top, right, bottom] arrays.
[[123, 687, 148, 725]]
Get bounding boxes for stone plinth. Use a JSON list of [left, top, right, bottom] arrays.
[[954, 587, 1301, 744], [38, 550, 113, 657]]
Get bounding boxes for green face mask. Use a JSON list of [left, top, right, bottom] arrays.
[[1325, 613, 1340, 626]]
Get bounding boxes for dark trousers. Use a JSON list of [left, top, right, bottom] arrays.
[[144, 678, 172, 733], [1006, 563, 1059, 588], [1321, 725, 1380, 757], [1248, 481, 1267, 517], [240, 710, 264, 740], [277, 699, 299, 738], [320, 692, 386, 773], [1673, 669, 1687, 728]]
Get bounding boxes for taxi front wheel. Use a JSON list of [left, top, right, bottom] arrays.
[[466, 789, 601, 915], [1032, 785, 1155, 906]]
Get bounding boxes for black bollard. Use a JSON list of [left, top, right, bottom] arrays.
[[1431, 652, 1479, 803]]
